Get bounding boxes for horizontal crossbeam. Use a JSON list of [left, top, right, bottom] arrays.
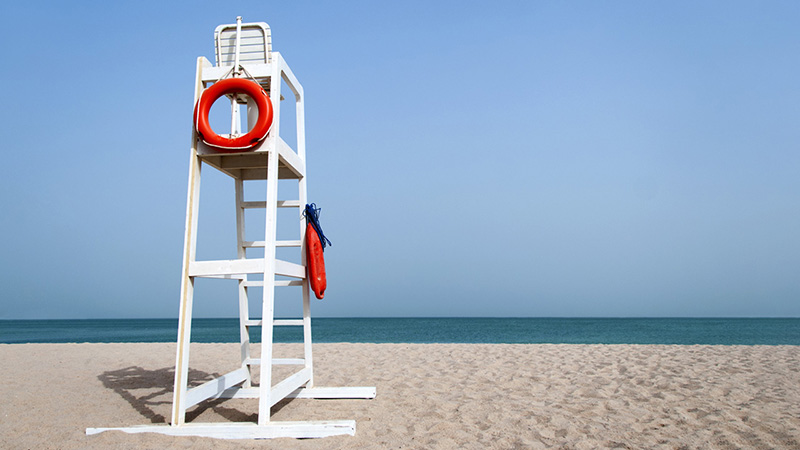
[[189, 259, 304, 278]]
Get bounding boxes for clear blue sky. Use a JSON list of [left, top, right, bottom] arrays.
[[1, 1, 798, 319]]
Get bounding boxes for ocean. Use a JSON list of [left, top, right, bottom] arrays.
[[1, 318, 798, 345]]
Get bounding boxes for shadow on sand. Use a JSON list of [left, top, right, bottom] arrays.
[[98, 366, 292, 424]]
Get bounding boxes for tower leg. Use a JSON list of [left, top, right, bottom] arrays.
[[171, 150, 202, 426], [257, 63, 282, 424]]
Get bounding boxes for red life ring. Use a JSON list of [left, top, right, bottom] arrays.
[[193, 78, 273, 151], [306, 222, 327, 299]]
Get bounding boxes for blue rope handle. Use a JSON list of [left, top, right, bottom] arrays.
[[303, 203, 332, 251]]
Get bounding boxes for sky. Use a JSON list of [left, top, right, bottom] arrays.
[[0, 1, 798, 319]]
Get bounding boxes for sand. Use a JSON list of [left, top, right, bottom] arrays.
[[0, 343, 798, 449]]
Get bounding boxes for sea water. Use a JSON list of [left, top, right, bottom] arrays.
[[1, 318, 798, 345]]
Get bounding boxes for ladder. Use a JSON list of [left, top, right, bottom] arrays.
[[86, 18, 374, 440]]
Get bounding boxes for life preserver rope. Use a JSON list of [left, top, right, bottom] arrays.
[[193, 78, 273, 151]]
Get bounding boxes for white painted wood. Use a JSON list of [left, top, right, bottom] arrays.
[[189, 259, 302, 278], [278, 52, 305, 101], [216, 387, 260, 398], [295, 58, 314, 387], [273, 358, 305, 365], [278, 200, 303, 208], [215, 21, 271, 66], [202, 274, 244, 280], [277, 137, 306, 178], [241, 200, 302, 209], [274, 259, 305, 278], [86, 421, 356, 439], [270, 367, 311, 408], [256, 56, 283, 426], [242, 201, 266, 209], [244, 239, 301, 248], [243, 280, 303, 287], [274, 319, 304, 326], [289, 386, 377, 399], [212, 385, 376, 401], [244, 358, 305, 366], [234, 178, 252, 388], [277, 240, 302, 247], [189, 258, 263, 277], [184, 367, 249, 408], [171, 56, 209, 427], [124, 25, 377, 439]]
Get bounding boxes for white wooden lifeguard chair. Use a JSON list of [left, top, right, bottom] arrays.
[[87, 17, 375, 440]]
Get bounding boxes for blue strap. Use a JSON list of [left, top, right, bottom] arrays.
[[303, 203, 332, 251]]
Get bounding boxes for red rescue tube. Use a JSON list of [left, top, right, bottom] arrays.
[[193, 78, 273, 151], [306, 222, 327, 299]]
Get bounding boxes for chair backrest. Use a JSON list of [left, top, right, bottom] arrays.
[[214, 21, 272, 67]]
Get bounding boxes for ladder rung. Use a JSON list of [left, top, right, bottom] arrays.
[[242, 280, 304, 287], [242, 240, 302, 248], [240, 200, 303, 209], [243, 318, 304, 327], [274, 319, 304, 326], [244, 358, 305, 366]]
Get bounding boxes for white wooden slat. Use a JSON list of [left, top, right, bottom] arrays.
[[171, 56, 209, 427], [219, 27, 269, 39], [244, 319, 262, 326], [87, 421, 357, 439], [242, 201, 266, 209], [273, 358, 305, 365], [219, 47, 267, 55], [270, 367, 312, 407], [219, 52, 268, 61], [242, 280, 303, 287], [244, 358, 305, 366], [274, 319, 304, 326], [277, 52, 305, 100], [277, 138, 305, 178], [234, 178, 252, 388], [184, 367, 249, 408], [202, 274, 244, 280], [219, 46, 267, 55], [201, 64, 272, 83], [275, 259, 305, 278], [242, 240, 303, 248], [241, 200, 302, 209], [218, 36, 266, 46], [288, 386, 377, 399], [189, 259, 301, 279], [189, 259, 264, 277]]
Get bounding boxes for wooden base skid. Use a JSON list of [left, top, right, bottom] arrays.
[[86, 420, 356, 439], [87, 386, 376, 440]]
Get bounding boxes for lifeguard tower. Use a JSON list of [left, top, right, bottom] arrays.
[[87, 17, 375, 439]]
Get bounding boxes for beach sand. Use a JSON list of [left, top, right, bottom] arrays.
[[0, 343, 798, 449]]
